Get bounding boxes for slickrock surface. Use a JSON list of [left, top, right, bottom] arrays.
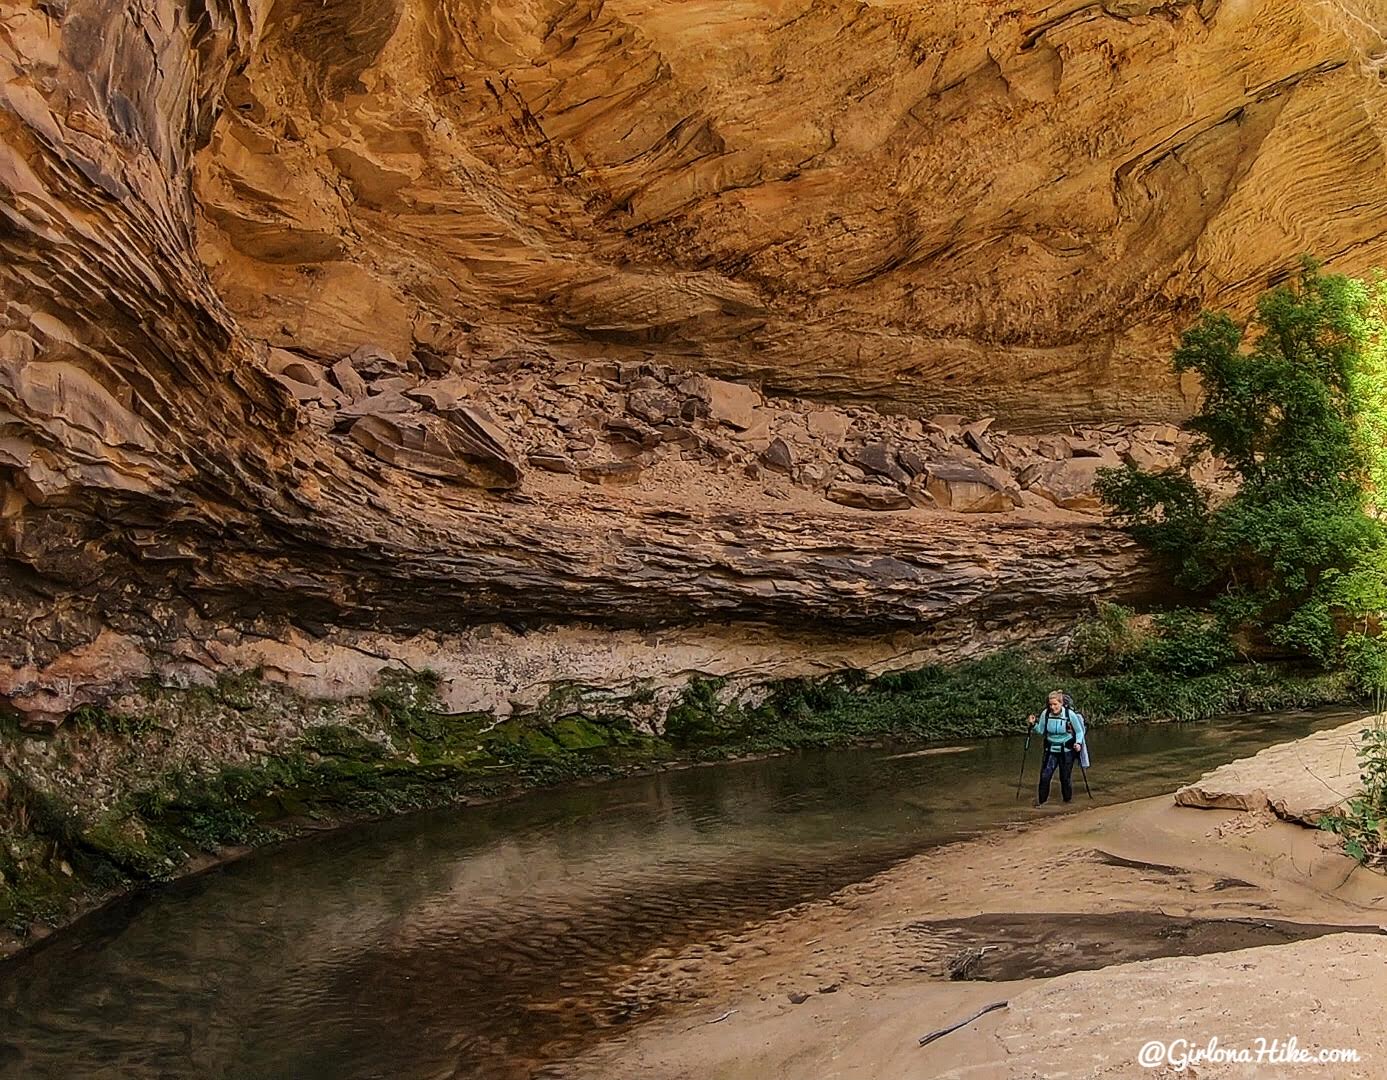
[[940, 934, 1387, 1079], [1176, 716, 1378, 823]]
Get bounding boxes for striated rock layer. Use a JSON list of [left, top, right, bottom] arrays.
[[3, 0, 1385, 716]]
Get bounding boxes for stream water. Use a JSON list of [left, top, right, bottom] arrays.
[[0, 707, 1364, 1080]]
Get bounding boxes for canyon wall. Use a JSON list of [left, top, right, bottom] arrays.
[[3, 0, 1387, 721]]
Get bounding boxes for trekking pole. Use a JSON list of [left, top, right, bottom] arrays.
[[1077, 757, 1093, 800], [1014, 730, 1032, 801]]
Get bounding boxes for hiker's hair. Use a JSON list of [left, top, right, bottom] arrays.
[[1047, 689, 1064, 701]]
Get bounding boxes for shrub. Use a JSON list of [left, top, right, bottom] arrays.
[[662, 677, 742, 746], [1066, 602, 1146, 675], [1320, 722, 1387, 866], [1099, 259, 1387, 664], [1342, 632, 1387, 708], [1138, 609, 1237, 677], [1066, 604, 1235, 678]]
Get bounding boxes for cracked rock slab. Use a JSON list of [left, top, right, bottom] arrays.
[[1175, 716, 1378, 823]]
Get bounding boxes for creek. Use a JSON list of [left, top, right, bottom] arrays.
[[0, 707, 1362, 1080]]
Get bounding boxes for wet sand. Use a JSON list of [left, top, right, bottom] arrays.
[[561, 718, 1387, 1079]]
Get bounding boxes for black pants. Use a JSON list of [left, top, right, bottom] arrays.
[[1038, 747, 1075, 804]]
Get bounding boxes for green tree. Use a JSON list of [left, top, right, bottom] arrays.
[[1098, 260, 1387, 664]]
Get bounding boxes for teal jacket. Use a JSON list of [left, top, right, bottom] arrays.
[[1032, 707, 1086, 752]]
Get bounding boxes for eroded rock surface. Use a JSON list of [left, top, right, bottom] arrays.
[[2, 0, 1382, 718], [194, 0, 1387, 424]]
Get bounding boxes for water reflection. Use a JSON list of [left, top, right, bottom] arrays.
[[0, 708, 1361, 1079]]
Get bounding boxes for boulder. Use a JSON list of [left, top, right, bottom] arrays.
[[369, 374, 420, 395], [905, 484, 934, 508], [270, 371, 338, 405], [605, 417, 660, 448], [844, 441, 910, 484], [579, 460, 644, 485], [527, 453, 576, 474], [732, 412, 773, 451], [762, 436, 795, 474], [348, 411, 520, 489], [826, 482, 912, 511], [699, 433, 735, 459], [331, 357, 369, 401], [897, 449, 927, 477], [679, 396, 708, 422], [267, 349, 328, 387], [1123, 441, 1176, 471], [1065, 433, 1106, 458], [680, 375, 762, 430], [334, 390, 421, 428], [348, 344, 414, 379], [585, 361, 620, 383], [964, 427, 998, 464], [615, 361, 651, 385], [1020, 451, 1120, 511], [806, 409, 851, 444], [626, 387, 682, 425], [922, 462, 1016, 513], [655, 424, 698, 449], [436, 403, 523, 485], [928, 414, 966, 438], [405, 381, 462, 412]]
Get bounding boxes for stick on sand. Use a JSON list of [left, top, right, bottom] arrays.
[[917, 1000, 1009, 1047]]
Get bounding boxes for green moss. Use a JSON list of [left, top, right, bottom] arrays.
[[67, 704, 156, 738], [212, 668, 266, 711], [548, 716, 611, 750], [81, 816, 180, 878], [0, 871, 75, 934], [301, 724, 387, 761], [370, 668, 444, 733], [649, 650, 1359, 758], [663, 677, 741, 746]]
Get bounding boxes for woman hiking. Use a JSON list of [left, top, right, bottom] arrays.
[[1028, 690, 1086, 806]]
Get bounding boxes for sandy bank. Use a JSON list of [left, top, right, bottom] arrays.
[[562, 716, 1387, 1079]]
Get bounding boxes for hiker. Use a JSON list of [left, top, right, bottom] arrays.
[[1027, 690, 1086, 805]]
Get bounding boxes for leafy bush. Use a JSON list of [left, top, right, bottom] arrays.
[[1066, 604, 1235, 678], [1139, 609, 1237, 677], [1342, 632, 1387, 712], [1067, 603, 1146, 675], [1320, 722, 1387, 866], [1099, 260, 1387, 664]]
